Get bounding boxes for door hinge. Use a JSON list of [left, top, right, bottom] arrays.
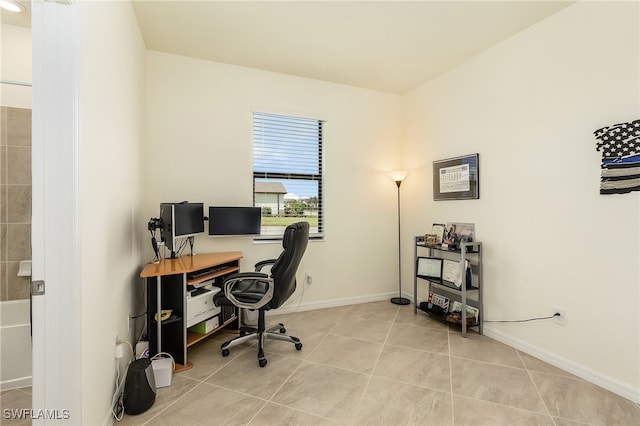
[[31, 280, 46, 296]]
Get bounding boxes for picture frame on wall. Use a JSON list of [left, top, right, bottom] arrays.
[[433, 153, 479, 201]]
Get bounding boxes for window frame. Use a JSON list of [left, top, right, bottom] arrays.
[[252, 111, 324, 241]]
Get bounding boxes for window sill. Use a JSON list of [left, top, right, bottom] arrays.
[[253, 235, 325, 244]]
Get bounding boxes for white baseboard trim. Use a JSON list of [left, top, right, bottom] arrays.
[[484, 326, 640, 404], [0, 376, 32, 392], [271, 292, 399, 316]]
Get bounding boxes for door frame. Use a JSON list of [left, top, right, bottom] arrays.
[[31, 0, 82, 422]]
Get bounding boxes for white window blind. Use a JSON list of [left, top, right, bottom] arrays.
[[253, 112, 323, 238]]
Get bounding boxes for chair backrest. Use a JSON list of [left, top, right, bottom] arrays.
[[268, 221, 310, 309]]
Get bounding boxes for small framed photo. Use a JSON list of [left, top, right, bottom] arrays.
[[416, 257, 443, 280], [424, 234, 438, 246], [430, 223, 446, 244], [443, 222, 475, 246]]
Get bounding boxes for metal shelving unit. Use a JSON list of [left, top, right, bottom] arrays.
[[413, 236, 483, 337]]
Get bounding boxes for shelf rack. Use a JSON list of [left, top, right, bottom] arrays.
[[413, 236, 483, 337]]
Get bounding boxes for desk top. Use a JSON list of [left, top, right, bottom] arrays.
[[140, 251, 243, 278]]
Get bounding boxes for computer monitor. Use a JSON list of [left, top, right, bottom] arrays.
[[208, 206, 261, 236], [160, 202, 205, 255]]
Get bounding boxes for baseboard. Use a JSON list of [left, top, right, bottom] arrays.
[[484, 326, 640, 404], [0, 376, 32, 392], [273, 291, 400, 315]]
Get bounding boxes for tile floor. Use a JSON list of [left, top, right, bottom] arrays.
[[2, 301, 640, 425]]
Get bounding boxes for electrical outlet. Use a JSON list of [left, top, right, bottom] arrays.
[[552, 306, 566, 326], [305, 272, 312, 285], [115, 343, 124, 359]]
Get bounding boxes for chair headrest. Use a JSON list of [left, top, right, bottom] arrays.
[[282, 221, 309, 249]]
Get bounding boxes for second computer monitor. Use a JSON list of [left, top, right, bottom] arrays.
[[208, 206, 261, 236]]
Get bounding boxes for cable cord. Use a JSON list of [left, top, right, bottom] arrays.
[[485, 313, 559, 323], [111, 341, 134, 421]]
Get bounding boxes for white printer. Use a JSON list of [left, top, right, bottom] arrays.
[[186, 280, 221, 328]]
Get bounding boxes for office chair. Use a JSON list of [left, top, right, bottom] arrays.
[[213, 221, 309, 367]]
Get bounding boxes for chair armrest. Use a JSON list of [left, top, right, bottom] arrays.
[[225, 272, 269, 281], [223, 272, 273, 310], [255, 259, 277, 272]]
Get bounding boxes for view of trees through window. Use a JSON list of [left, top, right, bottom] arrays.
[[253, 112, 323, 238]]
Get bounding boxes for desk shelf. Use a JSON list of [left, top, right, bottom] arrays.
[[140, 252, 242, 370], [186, 266, 239, 287], [186, 315, 237, 347]]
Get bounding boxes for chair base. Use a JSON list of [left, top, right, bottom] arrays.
[[220, 322, 302, 367]]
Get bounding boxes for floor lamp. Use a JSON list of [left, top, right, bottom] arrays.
[[389, 170, 410, 305]]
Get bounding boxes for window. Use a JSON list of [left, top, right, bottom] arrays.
[[253, 112, 323, 239]]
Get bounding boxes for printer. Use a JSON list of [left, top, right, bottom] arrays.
[[186, 280, 221, 328]]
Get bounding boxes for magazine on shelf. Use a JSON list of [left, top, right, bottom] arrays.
[[450, 301, 479, 322]]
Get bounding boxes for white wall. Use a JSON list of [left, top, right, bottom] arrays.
[[77, 1, 145, 423], [403, 1, 639, 401], [142, 52, 404, 308], [0, 24, 31, 108]]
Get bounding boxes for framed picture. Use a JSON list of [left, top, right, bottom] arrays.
[[444, 222, 475, 245], [442, 259, 463, 287], [431, 223, 446, 244], [433, 153, 479, 201], [424, 234, 438, 246], [416, 257, 443, 280]]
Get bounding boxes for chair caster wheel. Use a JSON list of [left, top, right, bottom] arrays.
[[295, 343, 303, 351], [279, 327, 286, 334], [222, 349, 230, 357], [259, 358, 267, 367]]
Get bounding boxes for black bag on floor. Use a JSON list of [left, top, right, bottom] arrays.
[[123, 358, 156, 415]]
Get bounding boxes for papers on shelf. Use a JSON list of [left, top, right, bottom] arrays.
[[442, 259, 462, 287], [442, 259, 472, 288]]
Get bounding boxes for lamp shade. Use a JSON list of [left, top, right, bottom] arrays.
[[388, 170, 408, 183]]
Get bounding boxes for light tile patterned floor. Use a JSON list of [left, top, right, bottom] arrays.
[[2, 301, 640, 425]]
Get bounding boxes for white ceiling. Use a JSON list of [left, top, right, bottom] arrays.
[[2, 1, 574, 94], [131, 0, 574, 94]]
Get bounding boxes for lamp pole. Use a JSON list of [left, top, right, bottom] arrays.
[[389, 171, 410, 305]]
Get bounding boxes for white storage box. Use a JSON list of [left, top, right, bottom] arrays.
[[151, 357, 173, 388], [189, 316, 219, 334]]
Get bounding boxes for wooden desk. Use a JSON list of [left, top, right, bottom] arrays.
[[140, 252, 243, 371]]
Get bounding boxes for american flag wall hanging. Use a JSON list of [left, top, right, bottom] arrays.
[[594, 119, 640, 195]]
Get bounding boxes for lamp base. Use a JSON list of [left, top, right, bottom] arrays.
[[390, 297, 410, 305]]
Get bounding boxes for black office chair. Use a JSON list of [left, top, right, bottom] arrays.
[[213, 221, 309, 367]]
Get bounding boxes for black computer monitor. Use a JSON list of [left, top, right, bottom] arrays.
[[160, 202, 205, 255], [208, 206, 261, 236]]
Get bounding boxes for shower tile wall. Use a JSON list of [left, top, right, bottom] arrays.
[[1, 106, 31, 301]]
